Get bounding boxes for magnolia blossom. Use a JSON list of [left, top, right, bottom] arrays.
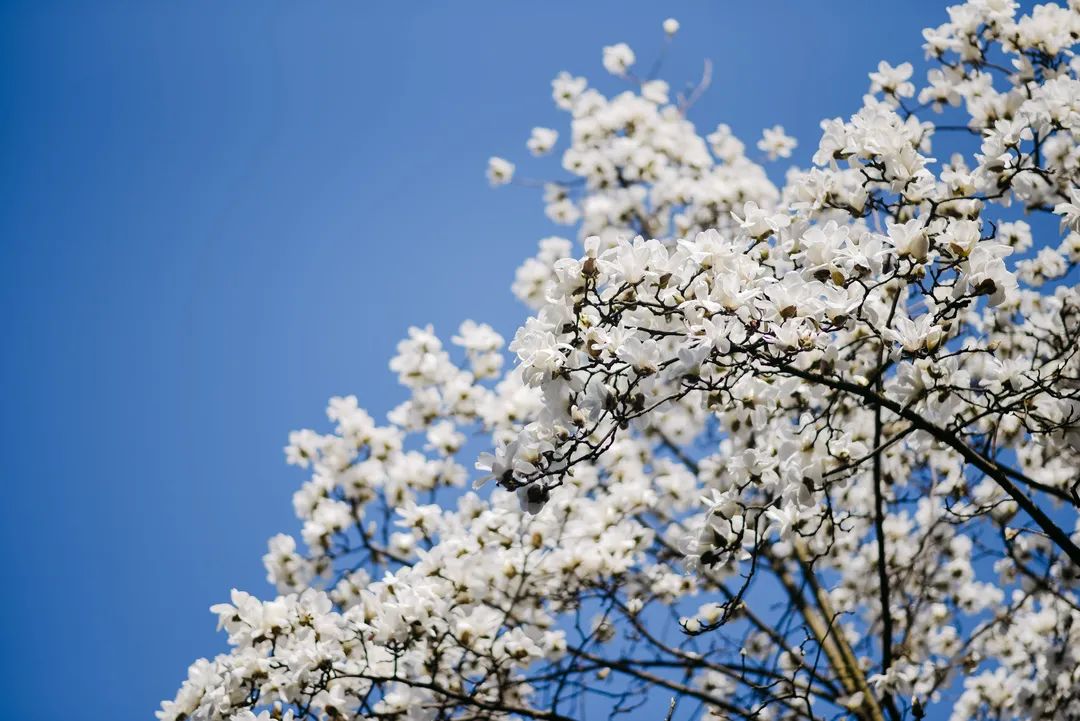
[[526, 127, 558, 156], [485, 156, 514, 186], [869, 61, 916, 104], [601, 42, 635, 76], [757, 124, 797, 160], [166, 5, 1080, 721]]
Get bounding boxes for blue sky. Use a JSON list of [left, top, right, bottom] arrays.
[[0, 1, 1030, 718]]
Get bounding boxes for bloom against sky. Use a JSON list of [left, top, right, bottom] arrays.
[[0, 1, 1038, 718]]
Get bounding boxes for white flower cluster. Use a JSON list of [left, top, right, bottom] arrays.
[[537, 51, 779, 242], [166, 5, 1080, 721]]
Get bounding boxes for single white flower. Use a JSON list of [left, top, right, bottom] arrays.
[[486, 156, 515, 186]]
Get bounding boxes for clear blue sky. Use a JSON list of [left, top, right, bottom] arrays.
[[0, 2, 1023, 718]]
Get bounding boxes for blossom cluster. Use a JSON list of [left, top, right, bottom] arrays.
[[167, 4, 1080, 721]]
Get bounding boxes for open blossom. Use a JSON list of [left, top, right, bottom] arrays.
[[526, 127, 558, 156], [640, 79, 669, 105], [1054, 186, 1080, 233], [757, 124, 797, 160], [601, 42, 635, 76], [707, 123, 745, 163], [551, 71, 587, 110], [886, 218, 929, 261], [869, 60, 915, 102], [884, 313, 944, 354], [167, 5, 1080, 721], [731, 200, 789, 238], [486, 156, 514, 186]]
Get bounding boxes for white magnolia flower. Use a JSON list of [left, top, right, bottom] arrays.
[[526, 127, 558, 156], [486, 156, 515, 186], [757, 124, 797, 160], [602, 43, 636, 76]]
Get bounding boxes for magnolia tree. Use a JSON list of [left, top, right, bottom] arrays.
[[163, 3, 1080, 721]]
